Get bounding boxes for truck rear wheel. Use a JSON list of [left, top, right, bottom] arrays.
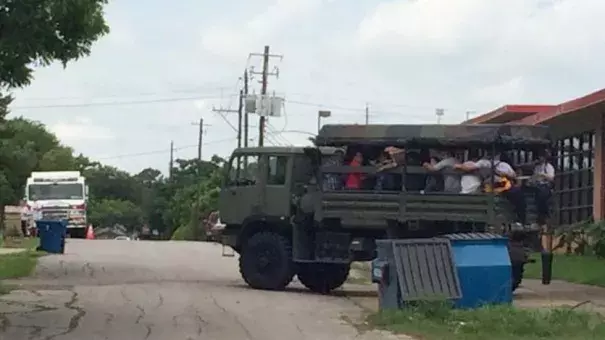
[[511, 263, 524, 292], [297, 263, 350, 294], [238, 232, 295, 290], [508, 242, 527, 292]]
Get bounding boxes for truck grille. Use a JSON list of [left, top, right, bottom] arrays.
[[41, 209, 69, 220], [40, 208, 86, 226]]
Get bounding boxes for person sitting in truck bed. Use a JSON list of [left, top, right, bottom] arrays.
[[375, 146, 405, 190], [345, 152, 365, 190], [455, 152, 527, 226], [322, 148, 345, 191], [372, 151, 396, 190], [456, 151, 482, 194], [422, 150, 460, 193]]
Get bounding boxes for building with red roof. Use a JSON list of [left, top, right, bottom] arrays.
[[465, 88, 605, 225]]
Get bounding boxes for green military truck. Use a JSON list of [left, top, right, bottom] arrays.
[[218, 124, 552, 293]]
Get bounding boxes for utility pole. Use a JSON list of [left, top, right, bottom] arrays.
[[465, 110, 475, 121], [243, 69, 249, 148], [169, 140, 174, 179], [365, 103, 370, 125], [191, 119, 211, 160], [436, 108, 445, 124], [249, 45, 282, 147], [197, 118, 203, 160], [259, 46, 269, 147]]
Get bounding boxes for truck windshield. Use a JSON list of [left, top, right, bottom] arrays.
[[28, 183, 84, 200]]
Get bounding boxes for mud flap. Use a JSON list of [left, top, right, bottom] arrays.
[[541, 225, 553, 285], [541, 252, 553, 284], [221, 244, 235, 257], [221, 234, 236, 257]]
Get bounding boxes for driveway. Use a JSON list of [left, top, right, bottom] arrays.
[[0, 239, 406, 340]]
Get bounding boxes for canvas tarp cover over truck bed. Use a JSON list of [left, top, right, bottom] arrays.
[[314, 124, 551, 146]]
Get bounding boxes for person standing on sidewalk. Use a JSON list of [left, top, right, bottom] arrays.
[[19, 200, 30, 237]]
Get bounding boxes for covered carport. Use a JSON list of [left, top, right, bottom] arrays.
[[466, 88, 605, 225]]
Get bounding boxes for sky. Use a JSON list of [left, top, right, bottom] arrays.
[[8, 0, 605, 174]]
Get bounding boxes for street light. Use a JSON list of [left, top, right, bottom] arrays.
[[317, 110, 332, 133]]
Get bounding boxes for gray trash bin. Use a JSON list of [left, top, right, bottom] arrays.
[[372, 238, 462, 310]]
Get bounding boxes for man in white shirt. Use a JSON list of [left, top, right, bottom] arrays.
[[454, 151, 483, 194], [531, 150, 555, 225]]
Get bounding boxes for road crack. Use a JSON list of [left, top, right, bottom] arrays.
[[144, 324, 153, 339], [44, 290, 86, 340], [135, 305, 146, 324], [210, 295, 254, 339], [27, 325, 43, 340]]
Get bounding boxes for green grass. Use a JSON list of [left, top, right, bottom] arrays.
[[525, 254, 605, 287], [368, 301, 605, 340], [1, 237, 39, 250], [0, 238, 44, 294], [0, 251, 44, 280]]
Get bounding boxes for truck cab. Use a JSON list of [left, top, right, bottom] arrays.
[[219, 146, 337, 245], [25, 171, 89, 238]]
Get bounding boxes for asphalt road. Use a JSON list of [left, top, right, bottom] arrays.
[[0, 239, 407, 340]]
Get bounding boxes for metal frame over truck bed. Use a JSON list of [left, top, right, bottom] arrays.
[[218, 123, 553, 294]]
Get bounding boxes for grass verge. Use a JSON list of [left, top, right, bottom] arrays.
[[525, 254, 605, 287], [0, 237, 44, 294], [2, 237, 39, 250], [0, 251, 44, 280], [368, 301, 605, 340]]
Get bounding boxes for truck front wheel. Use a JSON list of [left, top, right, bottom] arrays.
[[239, 232, 295, 290], [297, 263, 350, 294]]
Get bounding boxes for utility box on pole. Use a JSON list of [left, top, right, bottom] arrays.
[[245, 94, 284, 117]]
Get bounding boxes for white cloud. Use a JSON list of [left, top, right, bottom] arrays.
[[357, 0, 605, 59], [354, 0, 605, 108], [49, 118, 114, 143], [200, 0, 327, 60]]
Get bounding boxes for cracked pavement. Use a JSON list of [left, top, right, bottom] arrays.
[[0, 240, 408, 340]]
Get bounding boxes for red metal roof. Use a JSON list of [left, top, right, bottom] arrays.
[[515, 88, 605, 125], [465, 105, 553, 124]]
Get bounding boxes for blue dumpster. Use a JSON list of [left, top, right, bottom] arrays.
[[443, 233, 512, 309], [36, 220, 67, 254]]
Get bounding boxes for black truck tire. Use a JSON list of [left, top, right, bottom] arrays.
[[297, 263, 350, 294], [508, 242, 527, 292], [239, 232, 295, 291], [511, 262, 524, 292]]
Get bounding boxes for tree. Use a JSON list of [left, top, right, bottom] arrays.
[[0, 0, 110, 89], [0, 0, 109, 236], [168, 157, 224, 240], [88, 199, 143, 229], [83, 165, 142, 203]]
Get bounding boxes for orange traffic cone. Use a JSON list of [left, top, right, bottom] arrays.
[[85, 225, 95, 240]]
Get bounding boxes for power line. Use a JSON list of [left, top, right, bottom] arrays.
[[96, 137, 236, 160], [9, 94, 239, 110], [12, 86, 234, 102]]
